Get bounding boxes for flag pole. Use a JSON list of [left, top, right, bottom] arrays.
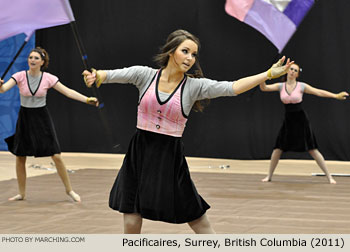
[[69, 21, 104, 106], [69, 20, 120, 151], [60, 0, 103, 103], [1, 33, 33, 79]]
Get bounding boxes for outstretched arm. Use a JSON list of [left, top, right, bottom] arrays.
[[0, 78, 16, 93], [233, 72, 269, 95], [53, 82, 99, 106], [259, 82, 280, 92], [304, 84, 348, 100], [233, 56, 293, 95]]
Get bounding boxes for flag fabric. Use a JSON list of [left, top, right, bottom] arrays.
[[225, 0, 314, 52], [0, 0, 75, 41], [0, 34, 35, 150]]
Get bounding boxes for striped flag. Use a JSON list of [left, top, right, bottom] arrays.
[[225, 0, 314, 52], [0, 0, 75, 41]]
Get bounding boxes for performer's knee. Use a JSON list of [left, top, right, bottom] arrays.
[[124, 213, 142, 229]]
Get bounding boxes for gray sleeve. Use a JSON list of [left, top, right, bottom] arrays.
[[299, 82, 305, 92], [104, 66, 157, 92], [186, 77, 235, 101], [182, 77, 236, 116], [278, 83, 283, 91]]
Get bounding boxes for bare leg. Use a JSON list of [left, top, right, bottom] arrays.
[[9, 156, 27, 201], [262, 148, 283, 182], [123, 213, 143, 234], [51, 154, 81, 202], [308, 149, 336, 184], [188, 214, 215, 234]]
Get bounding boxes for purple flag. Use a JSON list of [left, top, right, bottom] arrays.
[[0, 0, 75, 41], [225, 0, 314, 52]]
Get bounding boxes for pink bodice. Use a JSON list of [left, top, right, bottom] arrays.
[[280, 82, 304, 104], [12, 71, 58, 97], [137, 70, 188, 137]]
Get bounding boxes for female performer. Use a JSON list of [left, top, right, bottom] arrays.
[[260, 63, 348, 184], [0, 47, 99, 202], [83, 29, 293, 233]]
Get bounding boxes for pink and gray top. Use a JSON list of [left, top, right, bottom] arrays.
[[137, 69, 188, 137], [11, 71, 59, 108], [279, 82, 305, 104], [104, 66, 236, 137]]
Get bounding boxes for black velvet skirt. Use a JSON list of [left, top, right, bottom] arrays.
[[109, 128, 210, 224], [274, 103, 318, 152], [5, 106, 61, 157]]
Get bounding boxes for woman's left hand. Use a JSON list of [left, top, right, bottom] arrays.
[[86, 97, 99, 106], [267, 56, 294, 79], [335, 91, 349, 100]]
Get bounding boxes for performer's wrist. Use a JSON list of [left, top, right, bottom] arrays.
[[266, 69, 272, 80]]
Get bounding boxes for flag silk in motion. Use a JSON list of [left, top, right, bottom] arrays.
[[0, 0, 75, 42], [225, 0, 314, 52]]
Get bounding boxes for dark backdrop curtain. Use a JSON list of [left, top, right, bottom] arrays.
[[35, 0, 350, 160]]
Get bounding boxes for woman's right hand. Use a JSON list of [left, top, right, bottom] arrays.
[[82, 70, 97, 87], [0, 79, 4, 87]]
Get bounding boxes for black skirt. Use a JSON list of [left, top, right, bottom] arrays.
[[5, 106, 61, 157], [109, 129, 210, 224], [274, 103, 318, 152]]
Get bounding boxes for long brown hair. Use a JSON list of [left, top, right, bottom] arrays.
[[29, 47, 49, 70], [153, 29, 209, 112]]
